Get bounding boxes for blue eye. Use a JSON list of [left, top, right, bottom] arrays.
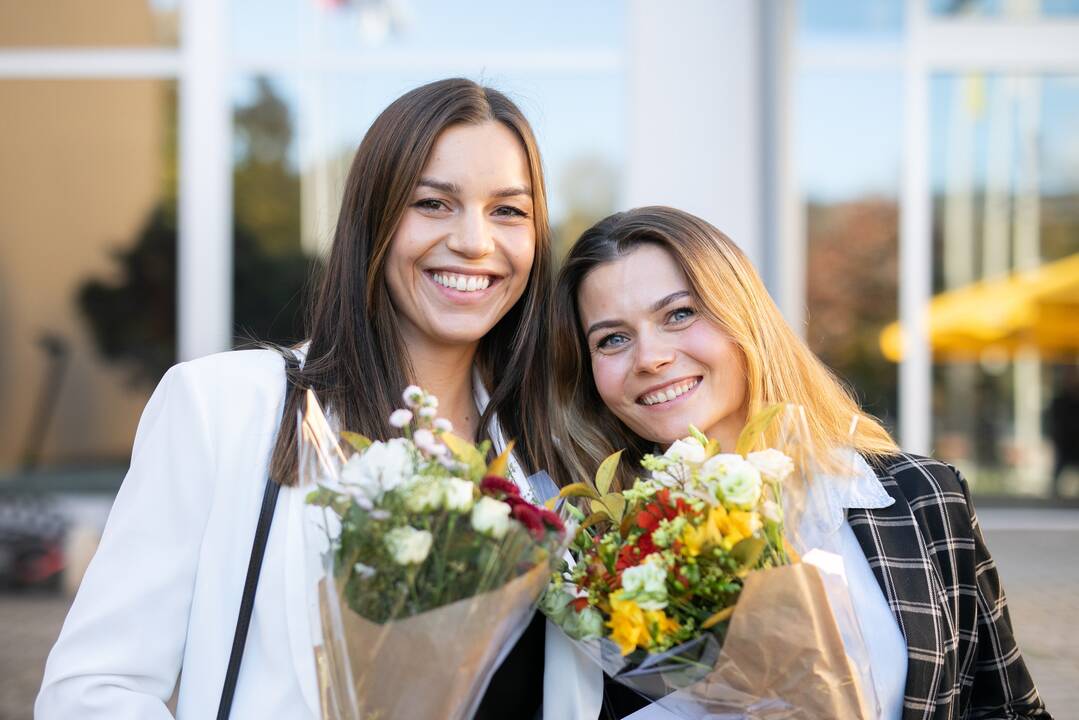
[[493, 205, 528, 218], [668, 307, 695, 324], [596, 333, 628, 350]]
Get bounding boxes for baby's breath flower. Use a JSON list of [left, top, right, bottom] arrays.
[[388, 409, 413, 428], [402, 385, 424, 408]]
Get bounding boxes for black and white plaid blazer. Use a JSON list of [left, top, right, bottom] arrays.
[[848, 454, 1051, 720]]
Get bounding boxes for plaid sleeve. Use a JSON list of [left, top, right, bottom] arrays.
[[956, 470, 1051, 720]]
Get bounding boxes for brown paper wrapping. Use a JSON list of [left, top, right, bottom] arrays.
[[667, 562, 871, 719], [316, 562, 551, 720]]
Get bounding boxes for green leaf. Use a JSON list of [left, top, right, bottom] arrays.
[[590, 499, 610, 518], [601, 493, 627, 523], [341, 431, 372, 452], [595, 449, 623, 496], [559, 482, 602, 501], [487, 440, 516, 478], [441, 432, 487, 479], [730, 536, 767, 567], [688, 424, 709, 446], [701, 605, 735, 630], [735, 404, 784, 456], [704, 438, 723, 457], [579, 512, 609, 533]]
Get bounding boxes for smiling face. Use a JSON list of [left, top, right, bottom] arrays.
[[577, 243, 748, 449], [385, 121, 536, 351]]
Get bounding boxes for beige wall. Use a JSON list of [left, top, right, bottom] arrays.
[[0, 2, 170, 471]]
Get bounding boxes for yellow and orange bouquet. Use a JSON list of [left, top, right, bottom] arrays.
[[542, 408, 877, 718]]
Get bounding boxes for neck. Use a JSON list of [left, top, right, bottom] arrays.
[[405, 334, 481, 439], [705, 413, 746, 456]]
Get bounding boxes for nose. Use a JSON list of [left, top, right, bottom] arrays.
[[633, 329, 675, 375], [446, 207, 495, 258]]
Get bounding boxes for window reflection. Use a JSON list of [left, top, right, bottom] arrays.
[[929, 74, 1079, 497], [0, 79, 176, 477]]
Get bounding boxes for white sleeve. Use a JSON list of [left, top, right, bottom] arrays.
[[36, 362, 216, 719]]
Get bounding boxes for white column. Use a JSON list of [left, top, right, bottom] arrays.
[[179, 0, 232, 361], [899, 1, 932, 455], [626, 0, 764, 266], [763, 0, 803, 332]]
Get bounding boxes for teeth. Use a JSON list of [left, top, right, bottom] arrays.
[[432, 272, 491, 292], [641, 379, 699, 406]]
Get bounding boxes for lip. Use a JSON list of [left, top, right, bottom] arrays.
[[635, 376, 703, 408]]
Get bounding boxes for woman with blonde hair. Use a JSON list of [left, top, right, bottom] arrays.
[[550, 206, 1049, 720]]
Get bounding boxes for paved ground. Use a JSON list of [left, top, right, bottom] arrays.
[[2, 511, 1076, 720]]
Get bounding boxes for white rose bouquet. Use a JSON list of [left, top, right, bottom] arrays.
[[299, 386, 569, 720], [542, 406, 878, 719]]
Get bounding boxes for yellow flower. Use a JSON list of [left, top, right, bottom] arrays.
[[681, 523, 705, 557], [646, 609, 680, 646], [608, 591, 649, 655]]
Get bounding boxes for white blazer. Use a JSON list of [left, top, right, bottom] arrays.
[[36, 349, 602, 719]]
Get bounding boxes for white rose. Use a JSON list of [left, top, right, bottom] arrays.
[[620, 558, 669, 610], [702, 454, 762, 507], [337, 456, 381, 504], [442, 478, 475, 512], [403, 477, 443, 512], [384, 526, 433, 565], [413, 428, 437, 453], [344, 438, 415, 499], [471, 496, 511, 539], [762, 500, 783, 523], [664, 437, 707, 465], [747, 449, 795, 483]]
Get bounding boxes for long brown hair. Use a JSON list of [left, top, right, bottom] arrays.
[[550, 206, 898, 488], [270, 78, 558, 485]]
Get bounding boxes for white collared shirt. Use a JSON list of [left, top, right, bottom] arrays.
[[797, 450, 907, 720]]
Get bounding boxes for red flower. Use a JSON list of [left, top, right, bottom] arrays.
[[616, 531, 658, 571], [570, 596, 590, 613], [511, 503, 546, 540], [480, 475, 520, 498], [537, 507, 565, 532]]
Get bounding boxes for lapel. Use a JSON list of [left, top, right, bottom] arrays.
[[847, 463, 948, 720]]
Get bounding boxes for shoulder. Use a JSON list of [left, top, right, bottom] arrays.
[[871, 453, 975, 526], [169, 348, 287, 396], [153, 349, 291, 432], [870, 452, 971, 509]]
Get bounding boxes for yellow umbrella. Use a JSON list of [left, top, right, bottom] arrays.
[[880, 252, 1079, 362]]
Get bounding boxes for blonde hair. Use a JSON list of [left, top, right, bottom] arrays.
[[549, 206, 898, 487]]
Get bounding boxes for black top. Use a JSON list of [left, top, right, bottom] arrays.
[[473, 610, 546, 719]]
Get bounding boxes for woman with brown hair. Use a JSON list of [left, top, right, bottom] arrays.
[[37, 78, 601, 720], [550, 206, 1049, 720]]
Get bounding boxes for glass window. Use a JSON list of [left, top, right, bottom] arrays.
[[798, 0, 904, 40], [929, 0, 1079, 18], [231, 67, 626, 343], [798, 68, 902, 430], [0, 79, 177, 483], [0, 0, 180, 48], [928, 73, 1079, 497], [231, 0, 626, 59]]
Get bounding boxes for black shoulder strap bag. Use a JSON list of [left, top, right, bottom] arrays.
[[216, 352, 301, 720]]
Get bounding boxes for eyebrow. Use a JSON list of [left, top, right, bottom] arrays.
[[416, 177, 531, 199], [584, 291, 692, 339]]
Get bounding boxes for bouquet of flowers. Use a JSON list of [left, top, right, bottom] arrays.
[[542, 407, 876, 719], [300, 385, 569, 720]]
